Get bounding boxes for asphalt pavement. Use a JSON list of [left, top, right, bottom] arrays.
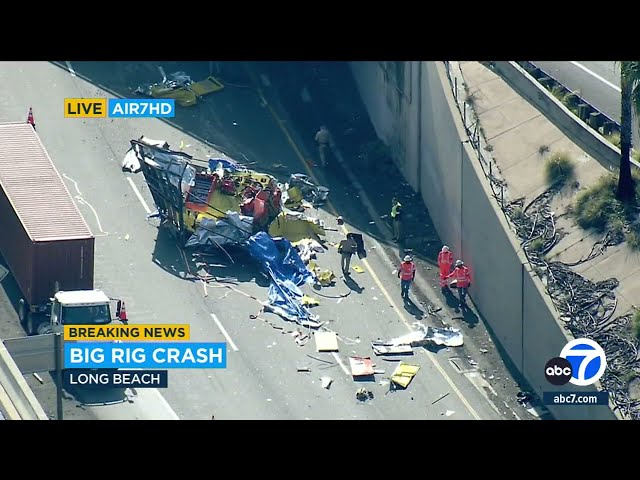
[[0, 61, 530, 420], [530, 61, 639, 147]]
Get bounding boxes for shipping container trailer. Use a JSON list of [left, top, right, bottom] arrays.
[[0, 122, 94, 317]]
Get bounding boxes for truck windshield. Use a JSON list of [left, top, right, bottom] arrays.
[[61, 305, 111, 325]]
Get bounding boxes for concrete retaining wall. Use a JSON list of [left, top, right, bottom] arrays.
[[350, 61, 618, 420]]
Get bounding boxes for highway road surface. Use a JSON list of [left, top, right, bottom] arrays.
[[0, 61, 531, 420], [531, 61, 640, 147]]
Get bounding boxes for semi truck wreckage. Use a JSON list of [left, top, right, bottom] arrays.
[[126, 137, 331, 327]]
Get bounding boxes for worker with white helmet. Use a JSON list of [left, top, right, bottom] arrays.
[[397, 254, 417, 300], [446, 259, 472, 308], [437, 245, 454, 288]]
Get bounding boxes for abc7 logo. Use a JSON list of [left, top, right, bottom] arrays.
[[545, 338, 607, 386], [545, 358, 573, 385]]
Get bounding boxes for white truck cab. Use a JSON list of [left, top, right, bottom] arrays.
[[38, 290, 125, 335]]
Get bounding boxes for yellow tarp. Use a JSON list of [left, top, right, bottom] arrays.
[[148, 77, 224, 107], [352, 265, 365, 273], [149, 85, 197, 107], [390, 362, 420, 388], [189, 76, 224, 96], [268, 212, 325, 243]]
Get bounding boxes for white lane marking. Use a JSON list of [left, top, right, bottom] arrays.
[[330, 352, 351, 376], [570, 61, 621, 93], [62, 174, 108, 235], [66, 61, 76, 77], [158, 66, 166, 80], [210, 313, 239, 352], [76, 197, 108, 235], [259, 73, 271, 87], [126, 177, 152, 214], [63, 173, 82, 196], [147, 388, 180, 420]]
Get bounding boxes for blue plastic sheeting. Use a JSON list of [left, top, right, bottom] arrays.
[[248, 232, 317, 325], [208, 158, 247, 173], [248, 232, 314, 287]]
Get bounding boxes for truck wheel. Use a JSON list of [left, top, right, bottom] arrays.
[[18, 299, 28, 324]]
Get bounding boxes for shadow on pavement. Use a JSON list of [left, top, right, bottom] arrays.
[[342, 274, 364, 294], [50, 60, 444, 269], [403, 298, 424, 319]]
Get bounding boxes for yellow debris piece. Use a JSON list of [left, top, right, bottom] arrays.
[[316, 270, 335, 286], [189, 76, 224, 96], [352, 265, 365, 273], [390, 362, 420, 388], [307, 260, 317, 272], [301, 295, 320, 306]]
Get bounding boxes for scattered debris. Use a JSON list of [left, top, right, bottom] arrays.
[[517, 391, 533, 405], [356, 387, 374, 401], [480, 349, 488, 354], [321, 377, 333, 389], [337, 216, 344, 225], [307, 354, 333, 364], [372, 325, 463, 355], [372, 343, 414, 356], [33, 373, 44, 384], [445, 410, 455, 417], [315, 331, 339, 352], [432, 392, 450, 405], [349, 356, 375, 377], [301, 295, 320, 306], [390, 362, 420, 388], [124, 234, 130, 241], [297, 366, 311, 372], [379, 379, 390, 387], [352, 265, 365, 274]]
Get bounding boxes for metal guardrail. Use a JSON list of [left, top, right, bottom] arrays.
[[0, 339, 49, 420], [520, 61, 621, 137]]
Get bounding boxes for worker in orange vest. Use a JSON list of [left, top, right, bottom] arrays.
[[398, 255, 416, 300], [446, 260, 472, 307], [437, 245, 454, 288]]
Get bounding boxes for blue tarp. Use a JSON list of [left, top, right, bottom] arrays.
[[209, 158, 247, 173], [247, 232, 318, 326]]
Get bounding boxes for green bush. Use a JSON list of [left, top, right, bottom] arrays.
[[633, 310, 640, 340], [605, 132, 622, 148], [573, 175, 621, 231], [626, 228, 640, 250], [544, 151, 576, 187], [550, 85, 567, 102]]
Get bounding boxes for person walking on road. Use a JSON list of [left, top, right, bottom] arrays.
[[315, 125, 335, 167], [437, 246, 454, 288], [391, 197, 403, 242], [446, 259, 472, 308], [398, 255, 416, 300], [338, 233, 358, 275]]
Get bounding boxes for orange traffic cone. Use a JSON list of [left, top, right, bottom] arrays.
[[27, 107, 35, 130], [118, 301, 128, 322]]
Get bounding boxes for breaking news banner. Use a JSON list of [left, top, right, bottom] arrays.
[[63, 369, 169, 389], [63, 98, 175, 118], [64, 342, 227, 369], [63, 324, 190, 341]]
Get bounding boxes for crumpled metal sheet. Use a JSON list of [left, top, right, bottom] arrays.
[[389, 324, 464, 348], [185, 211, 254, 248]]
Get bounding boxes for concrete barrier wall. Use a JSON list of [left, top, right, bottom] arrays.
[[350, 61, 618, 420], [0, 341, 48, 420], [491, 61, 639, 171]]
